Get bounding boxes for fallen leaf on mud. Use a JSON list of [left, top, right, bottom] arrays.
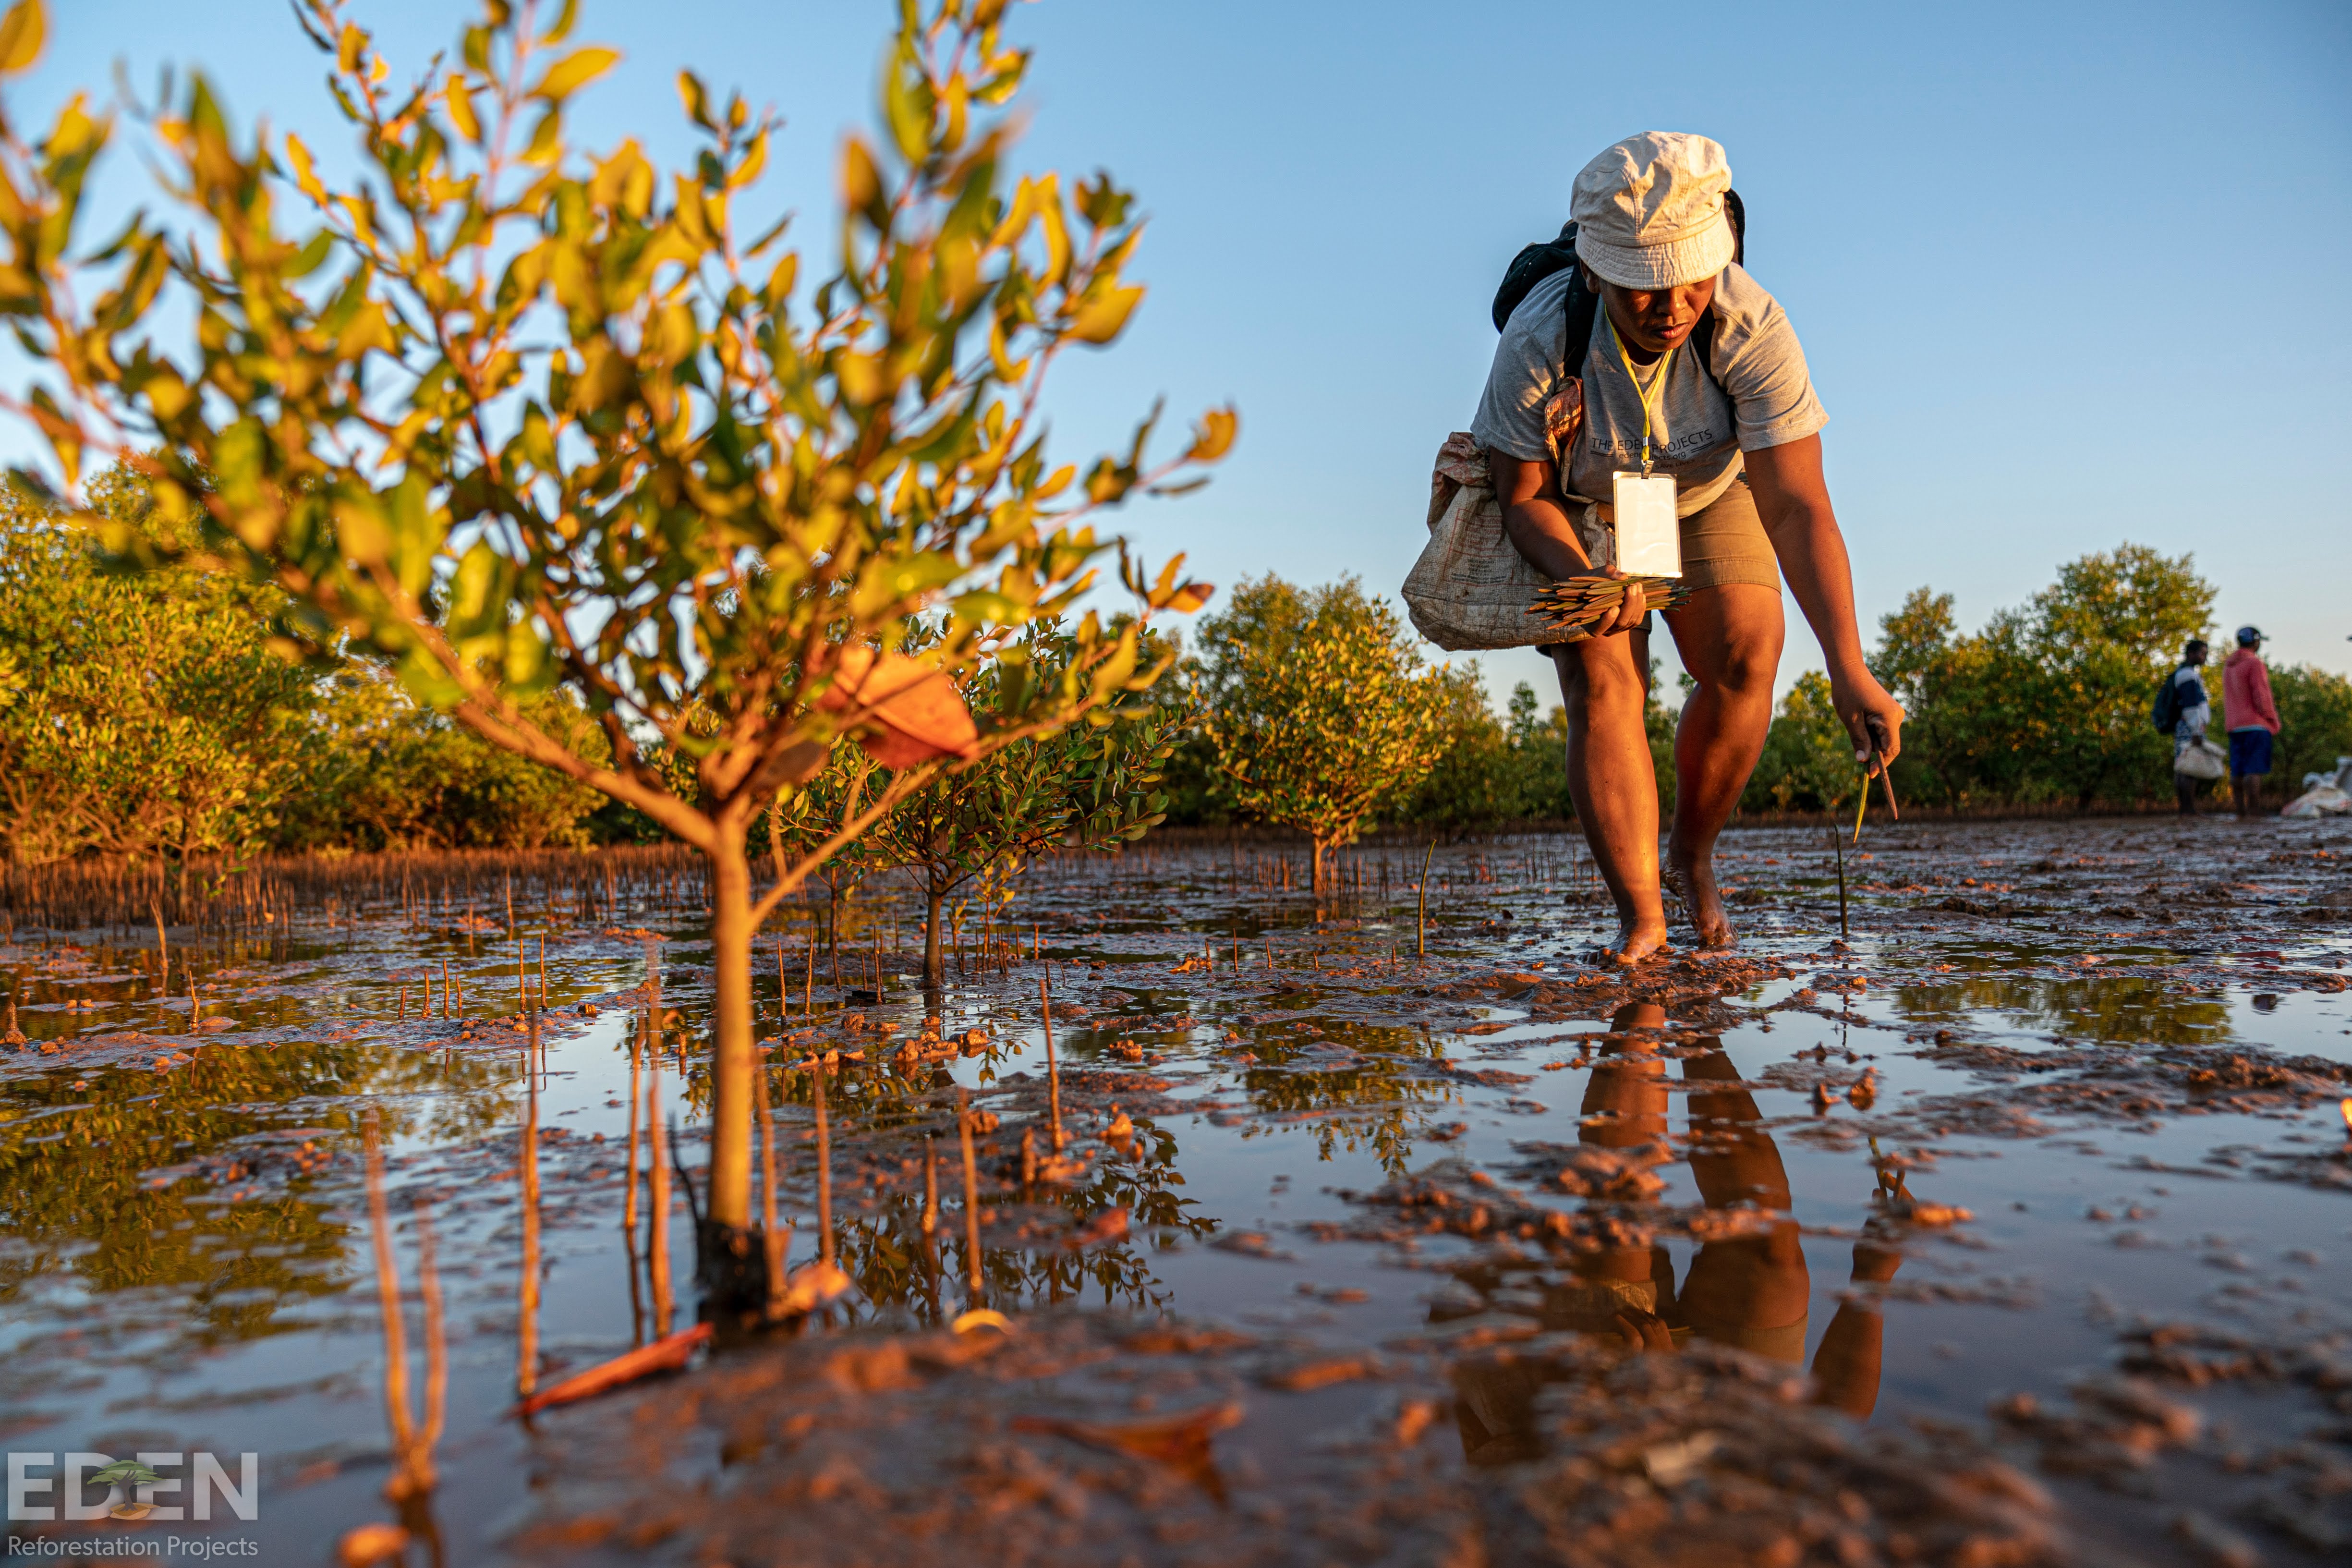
[[952, 1309, 1014, 1335], [1394, 1397, 1444, 1447], [1642, 1429, 1722, 1485], [1261, 1355, 1376, 1392], [517, 1323, 714, 1416], [776, 1260, 854, 1315], [1892, 1200, 1974, 1227], [337, 1523, 410, 1566], [1011, 1399, 1244, 1495]]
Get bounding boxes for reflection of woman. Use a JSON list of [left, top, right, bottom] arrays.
[[1453, 1004, 1899, 1463]]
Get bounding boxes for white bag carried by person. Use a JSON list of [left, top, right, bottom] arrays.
[[1402, 435, 1553, 651], [2173, 737, 2227, 781], [1403, 388, 1614, 652]]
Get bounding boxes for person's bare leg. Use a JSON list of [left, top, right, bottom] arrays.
[[1551, 636, 1669, 963], [1659, 584, 1784, 948]]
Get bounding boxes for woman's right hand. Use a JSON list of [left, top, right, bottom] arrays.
[[1598, 563, 1647, 636]]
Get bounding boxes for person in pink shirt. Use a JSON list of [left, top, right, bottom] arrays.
[[2221, 625, 2282, 817]]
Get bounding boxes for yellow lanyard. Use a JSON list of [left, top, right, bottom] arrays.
[[1610, 315, 1676, 476]]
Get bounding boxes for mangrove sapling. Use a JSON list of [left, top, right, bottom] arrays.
[[1195, 580, 1451, 896], [0, 0, 1227, 1276], [867, 628, 1190, 988]]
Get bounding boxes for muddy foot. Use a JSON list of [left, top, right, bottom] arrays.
[[1599, 919, 1672, 966], [1664, 844, 1735, 949]]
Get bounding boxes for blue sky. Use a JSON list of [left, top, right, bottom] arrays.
[[21, 0, 2352, 709]]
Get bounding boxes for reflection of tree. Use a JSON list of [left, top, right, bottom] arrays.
[[825, 1200, 1175, 1326], [0, 1041, 507, 1352], [805, 1150, 1195, 1325], [1228, 1021, 1455, 1176], [692, 1052, 1211, 1323], [1890, 975, 2232, 1046]]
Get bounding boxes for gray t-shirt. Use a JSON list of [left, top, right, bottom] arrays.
[[1470, 262, 1827, 515]]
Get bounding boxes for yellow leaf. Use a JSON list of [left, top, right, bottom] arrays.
[[444, 75, 480, 141], [533, 45, 619, 102], [1185, 405, 1238, 463], [1067, 283, 1142, 345], [0, 0, 42, 75]]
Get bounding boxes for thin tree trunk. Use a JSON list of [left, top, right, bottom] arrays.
[[925, 886, 946, 989], [704, 839, 756, 1232]]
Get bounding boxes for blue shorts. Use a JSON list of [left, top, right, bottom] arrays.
[[2228, 727, 2273, 777]]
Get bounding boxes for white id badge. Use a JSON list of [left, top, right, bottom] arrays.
[[1612, 472, 1682, 577]]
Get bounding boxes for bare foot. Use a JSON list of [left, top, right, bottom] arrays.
[[1664, 841, 1735, 949], [1600, 918, 1672, 966]]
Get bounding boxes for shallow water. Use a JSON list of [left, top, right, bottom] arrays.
[[3, 817, 2349, 1565]]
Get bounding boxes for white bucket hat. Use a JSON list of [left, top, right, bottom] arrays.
[[1571, 132, 1736, 291]]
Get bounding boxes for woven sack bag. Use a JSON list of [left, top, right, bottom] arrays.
[[1403, 429, 1610, 652]]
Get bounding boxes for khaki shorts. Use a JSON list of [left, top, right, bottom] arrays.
[[1674, 474, 1782, 594], [1542, 476, 1780, 649]]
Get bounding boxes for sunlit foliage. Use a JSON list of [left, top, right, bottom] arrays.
[[0, 0, 1229, 1233], [1193, 576, 1450, 892]]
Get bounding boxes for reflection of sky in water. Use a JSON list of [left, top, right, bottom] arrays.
[[0, 822, 2346, 1559]]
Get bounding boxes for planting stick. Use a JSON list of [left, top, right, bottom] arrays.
[[1419, 839, 1433, 960], [519, 1038, 540, 1399], [413, 1197, 446, 1483], [625, 1020, 642, 1236], [958, 1088, 983, 1301], [1039, 975, 1064, 1150], [754, 1054, 786, 1321], [646, 1061, 673, 1337], [1831, 827, 1850, 939], [814, 1066, 834, 1266], [922, 1134, 939, 1234]]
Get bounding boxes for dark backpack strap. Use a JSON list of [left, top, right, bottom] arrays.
[[1695, 188, 1744, 386], [1558, 265, 1600, 398]]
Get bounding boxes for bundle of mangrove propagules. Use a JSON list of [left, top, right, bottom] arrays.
[[1528, 575, 1693, 640]]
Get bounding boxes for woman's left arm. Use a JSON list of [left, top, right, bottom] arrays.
[[1744, 435, 1908, 765]]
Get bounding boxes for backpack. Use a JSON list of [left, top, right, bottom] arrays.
[[1489, 190, 1746, 386], [2149, 669, 2182, 735]]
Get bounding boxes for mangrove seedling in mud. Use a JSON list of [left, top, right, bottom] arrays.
[[857, 626, 1189, 989], [0, 0, 1231, 1270], [1195, 576, 1451, 895]]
